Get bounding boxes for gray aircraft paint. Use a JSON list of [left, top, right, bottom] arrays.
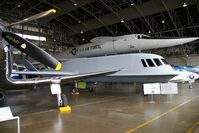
[[57, 53, 178, 83]]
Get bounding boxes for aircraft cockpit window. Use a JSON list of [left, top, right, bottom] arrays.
[[161, 59, 169, 65], [146, 59, 155, 67], [141, 59, 147, 67], [153, 58, 163, 66], [137, 35, 144, 39], [12, 65, 18, 71]]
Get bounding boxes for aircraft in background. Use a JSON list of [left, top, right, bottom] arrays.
[[0, 9, 119, 109], [62, 34, 199, 58], [173, 66, 199, 73], [169, 70, 199, 88]]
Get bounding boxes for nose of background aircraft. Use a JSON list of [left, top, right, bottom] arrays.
[[179, 37, 199, 45], [194, 73, 199, 80]]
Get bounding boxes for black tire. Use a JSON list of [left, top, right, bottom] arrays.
[[0, 91, 5, 101], [61, 94, 68, 107]]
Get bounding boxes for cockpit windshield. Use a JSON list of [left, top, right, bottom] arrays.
[[137, 35, 150, 39], [141, 58, 169, 67]]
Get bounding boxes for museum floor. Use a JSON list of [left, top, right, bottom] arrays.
[[0, 83, 199, 133]]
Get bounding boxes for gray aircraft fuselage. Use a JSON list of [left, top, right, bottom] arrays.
[[56, 53, 178, 83]]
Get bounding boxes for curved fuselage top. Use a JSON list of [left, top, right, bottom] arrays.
[[59, 53, 178, 83]]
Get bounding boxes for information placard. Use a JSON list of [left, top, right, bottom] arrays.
[[143, 83, 161, 95]]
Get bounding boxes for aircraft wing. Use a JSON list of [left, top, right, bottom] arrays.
[[11, 69, 121, 83], [59, 69, 120, 83], [12, 71, 79, 76], [8, 69, 121, 88]]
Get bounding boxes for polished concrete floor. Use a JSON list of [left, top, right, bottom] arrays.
[[0, 83, 199, 133]]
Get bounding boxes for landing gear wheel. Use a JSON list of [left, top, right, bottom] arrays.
[[189, 84, 192, 89], [58, 94, 71, 112], [0, 89, 5, 101], [57, 93, 68, 107], [61, 94, 68, 107]]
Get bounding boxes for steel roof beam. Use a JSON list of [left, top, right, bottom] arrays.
[[81, 6, 115, 36], [160, 0, 181, 36], [185, 7, 198, 36], [40, 0, 95, 24], [195, 0, 199, 11], [70, 0, 195, 35], [150, 24, 199, 36], [99, 0, 133, 34]]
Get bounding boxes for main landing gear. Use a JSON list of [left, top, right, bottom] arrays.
[[188, 81, 194, 89], [188, 82, 193, 89], [71, 81, 80, 95], [50, 79, 71, 112]]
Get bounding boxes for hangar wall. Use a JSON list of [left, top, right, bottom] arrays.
[[166, 54, 199, 66], [95, 83, 142, 94]]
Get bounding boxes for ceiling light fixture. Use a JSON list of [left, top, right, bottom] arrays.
[[162, 20, 165, 24], [183, 3, 187, 7], [121, 19, 124, 23], [74, 3, 77, 6], [80, 30, 83, 34]]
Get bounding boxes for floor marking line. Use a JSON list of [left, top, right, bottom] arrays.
[[186, 121, 199, 133], [124, 95, 199, 133]]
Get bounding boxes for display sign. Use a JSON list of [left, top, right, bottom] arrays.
[[143, 83, 161, 95], [0, 106, 21, 133], [0, 107, 13, 122], [143, 82, 178, 95], [161, 82, 178, 94]]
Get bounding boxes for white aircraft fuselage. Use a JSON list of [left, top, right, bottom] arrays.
[[64, 34, 198, 58]]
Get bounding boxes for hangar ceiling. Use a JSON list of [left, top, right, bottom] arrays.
[[0, 0, 198, 46]]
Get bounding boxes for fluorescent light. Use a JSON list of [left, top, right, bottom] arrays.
[[16, 33, 46, 41]]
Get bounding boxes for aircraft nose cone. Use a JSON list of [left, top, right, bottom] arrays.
[[180, 37, 199, 45], [189, 37, 199, 41], [195, 73, 199, 80]]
